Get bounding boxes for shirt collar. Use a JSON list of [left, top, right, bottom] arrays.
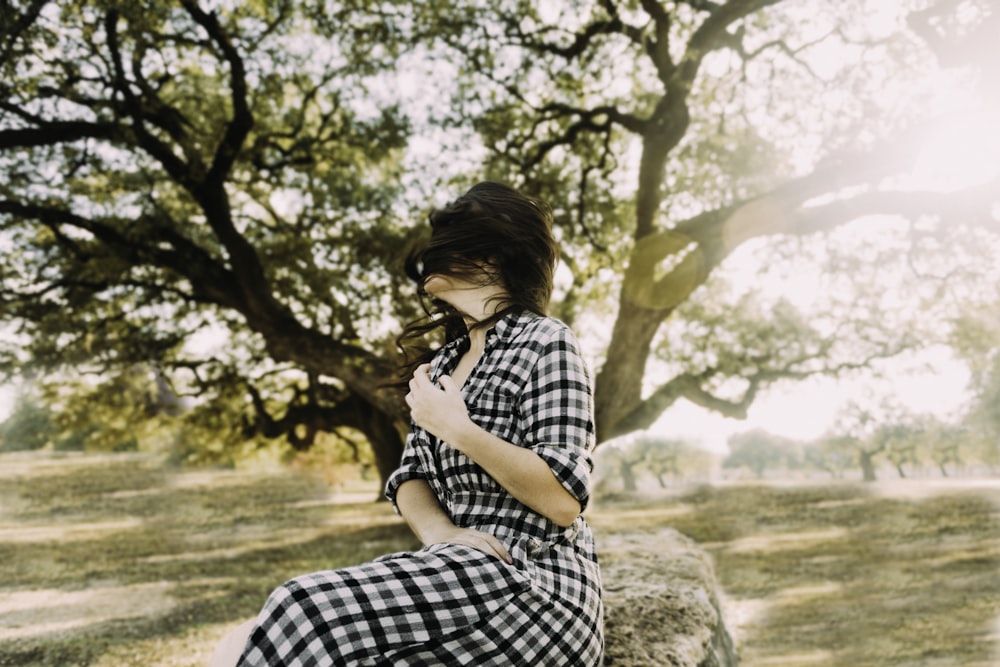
[[488, 309, 540, 345]]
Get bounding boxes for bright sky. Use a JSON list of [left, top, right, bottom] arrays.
[[650, 348, 973, 452], [645, 0, 997, 451]]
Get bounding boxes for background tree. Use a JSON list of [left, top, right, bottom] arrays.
[[949, 296, 1000, 470], [803, 435, 856, 480], [916, 418, 967, 478], [827, 397, 925, 481], [722, 428, 800, 478], [594, 432, 710, 493], [0, 390, 56, 451], [881, 419, 922, 479], [640, 435, 711, 487]]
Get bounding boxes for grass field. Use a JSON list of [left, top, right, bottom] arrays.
[[0, 451, 997, 666]]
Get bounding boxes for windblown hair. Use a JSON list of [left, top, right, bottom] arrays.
[[396, 181, 558, 381]]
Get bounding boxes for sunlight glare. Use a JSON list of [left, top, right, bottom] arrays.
[[910, 110, 1000, 191]]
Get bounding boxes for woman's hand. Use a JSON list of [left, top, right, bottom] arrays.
[[424, 525, 513, 564], [405, 364, 474, 445]]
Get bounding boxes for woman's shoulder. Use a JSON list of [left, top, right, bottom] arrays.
[[509, 312, 581, 348]]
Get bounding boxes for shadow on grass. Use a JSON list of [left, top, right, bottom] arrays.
[[0, 452, 417, 666], [4, 453, 998, 666], [591, 481, 1000, 666]]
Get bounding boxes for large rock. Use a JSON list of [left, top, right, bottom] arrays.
[[600, 528, 737, 666]]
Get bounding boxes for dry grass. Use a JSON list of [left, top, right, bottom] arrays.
[[0, 451, 417, 666], [1, 451, 998, 666], [589, 479, 1000, 666]]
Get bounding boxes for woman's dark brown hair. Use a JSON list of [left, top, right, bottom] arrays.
[[396, 182, 558, 380]]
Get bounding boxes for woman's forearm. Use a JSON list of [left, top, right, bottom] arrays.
[[395, 478, 458, 545], [450, 421, 582, 527], [396, 478, 513, 562], [405, 368, 583, 527]]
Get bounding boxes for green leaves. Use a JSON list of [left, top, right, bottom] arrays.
[[2, 0, 998, 476]]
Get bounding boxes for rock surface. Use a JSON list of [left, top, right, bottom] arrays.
[[600, 528, 737, 666]]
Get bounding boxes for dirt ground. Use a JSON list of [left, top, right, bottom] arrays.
[[1, 452, 998, 666]]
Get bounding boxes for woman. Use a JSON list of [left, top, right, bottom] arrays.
[[212, 182, 604, 666]]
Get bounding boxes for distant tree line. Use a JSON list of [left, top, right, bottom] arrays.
[[721, 420, 993, 483]]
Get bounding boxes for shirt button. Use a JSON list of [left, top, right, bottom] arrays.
[[527, 538, 542, 558]]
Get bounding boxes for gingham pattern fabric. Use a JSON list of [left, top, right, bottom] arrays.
[[237, 311, 604, 666]]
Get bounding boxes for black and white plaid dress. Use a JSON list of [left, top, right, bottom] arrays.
[[237, 311, 604, 666]]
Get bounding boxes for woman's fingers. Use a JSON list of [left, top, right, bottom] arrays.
[[438, 374, 458, 393], [484, 534, 513, 564], [452, 530, 512, 564]]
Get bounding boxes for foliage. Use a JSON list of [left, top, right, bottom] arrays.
[[722, 428, 800, 478], [0, 0, 414, 482], [595, 432, 713, 493], [949, 292, 1000, 468], [417, 0, 1000, 445], [810, 392, 998, 481], [0, 391, 57, 451], [1, 0, 998, 481], [803, 435, 856, 479]]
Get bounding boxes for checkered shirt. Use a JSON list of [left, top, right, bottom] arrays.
[[238, 312, 604, 666]]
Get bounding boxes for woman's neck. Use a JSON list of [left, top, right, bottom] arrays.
[[465, 323, 489, 352]]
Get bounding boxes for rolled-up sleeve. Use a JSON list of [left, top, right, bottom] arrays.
[[518, 327, 596, 511], [384, 432, 428, 513]]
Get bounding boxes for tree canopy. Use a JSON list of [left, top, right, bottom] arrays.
[[2, 0, 998, 486]]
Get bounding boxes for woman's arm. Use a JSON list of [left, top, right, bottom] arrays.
[[446, 417, 583, 527], [395, 478, 512, 562], [405, 367, 582, 527]]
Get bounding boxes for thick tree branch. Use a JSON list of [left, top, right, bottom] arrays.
[[105, 10, 199, 188], [0, 0, 47, 62], [0, 199, 244, 309], [537, 102, 648, 136], [178, 0, 254, 187], [507, 10, 629, 60], [639, 0, 675, 83], [684, 0, 785, 83], [243, 381, 403, 488], [0, 120, 121, 150], [598, 0, 645, 46]]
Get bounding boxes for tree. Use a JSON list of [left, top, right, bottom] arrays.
[[413, 0, 1000, 442], [828, 397, 928, 481], [882, 422, 921, 479], [949, 295, 1000, 470], [917, 419, 967, 478], [0, 390, 56, 451], [0, 0, 415, 485], [594, 432, 707, 492], [2, 0, 998, 483], [803, 436, 855, 479], [722, 428, 800, 478]]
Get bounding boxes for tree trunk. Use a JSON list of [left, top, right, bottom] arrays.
[[595, 300, 672, 441], [860, 452, 878, 482], [332, 394, 405, 498], [359, 412, 405, 499], [620, 461, 638, 492]]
